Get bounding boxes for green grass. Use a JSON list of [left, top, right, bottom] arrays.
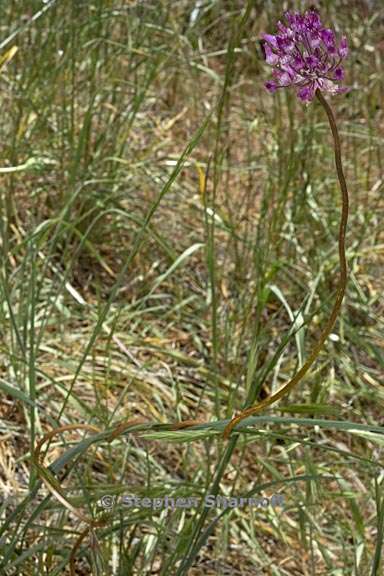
[[0, 1, 383, 575]]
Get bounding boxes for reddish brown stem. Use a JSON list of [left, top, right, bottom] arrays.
[[223, 89, 349, 439]]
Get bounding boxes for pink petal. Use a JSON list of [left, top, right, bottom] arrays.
[[263, 34, 278, 50], [339, 36, 348, 58], [264, 44, 279, 65], [265, 80, 278, 93]]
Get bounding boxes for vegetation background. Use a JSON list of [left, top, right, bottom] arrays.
[[0, 0, 383, 574]]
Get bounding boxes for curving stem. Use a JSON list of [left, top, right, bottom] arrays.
[[223, 89, 349, 439]]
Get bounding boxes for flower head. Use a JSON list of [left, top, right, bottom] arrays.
[[262, 9, 349, 102]]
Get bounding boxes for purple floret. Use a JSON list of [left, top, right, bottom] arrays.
[[262, 9, 349, 102]]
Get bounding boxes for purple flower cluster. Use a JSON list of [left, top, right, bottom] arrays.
[[262, 9, 349, 102]]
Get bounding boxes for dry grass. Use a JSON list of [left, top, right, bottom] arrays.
[[0, 1, 383, 575]]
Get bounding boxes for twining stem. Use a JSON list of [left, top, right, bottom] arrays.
[[223, 89, 349, 439]]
